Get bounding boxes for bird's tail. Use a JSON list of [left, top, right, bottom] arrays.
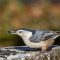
[[53, 31, 60, 39], [55, 31, 60, 35]]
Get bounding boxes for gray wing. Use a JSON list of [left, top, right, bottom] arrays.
[[44, 31, 60, 40], [30, 31, 45, 42], [30, 30, 60, 43]]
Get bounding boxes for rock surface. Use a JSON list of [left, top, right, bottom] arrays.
[[0, 46, 60, 60]]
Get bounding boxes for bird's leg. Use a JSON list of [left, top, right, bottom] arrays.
[[41, 46, 48, 53]]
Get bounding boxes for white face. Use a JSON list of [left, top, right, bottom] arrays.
[[16, 30, 32, 38]]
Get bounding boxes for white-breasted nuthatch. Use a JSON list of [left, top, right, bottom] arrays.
[[8, 28, 60, 51]]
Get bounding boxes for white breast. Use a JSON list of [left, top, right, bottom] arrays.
[[23, 37, 54, 49]]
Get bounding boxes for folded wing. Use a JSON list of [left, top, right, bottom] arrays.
[[30, 30, 60, 43]]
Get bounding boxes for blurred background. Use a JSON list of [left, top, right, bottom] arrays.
[[0, 0, 60, 47]]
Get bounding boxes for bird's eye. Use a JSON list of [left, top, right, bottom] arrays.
[[19, 31, 22, 33]]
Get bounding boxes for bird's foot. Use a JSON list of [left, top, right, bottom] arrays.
[[41, 50, 46, 53], [40, 50, 49, 55]]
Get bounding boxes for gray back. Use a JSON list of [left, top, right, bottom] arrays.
[[30, 31, 45, 42], [29, 30, 57, 43]]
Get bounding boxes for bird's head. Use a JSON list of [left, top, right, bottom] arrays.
[[8, 29, 33, 39]]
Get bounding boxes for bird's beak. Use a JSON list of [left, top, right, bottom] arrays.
[[8, 30, 16, 34]]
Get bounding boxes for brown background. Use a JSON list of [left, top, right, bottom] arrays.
[[0, 0, 60, 47]]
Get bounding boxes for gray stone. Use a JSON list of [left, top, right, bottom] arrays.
[[0, 45, 60, 60]]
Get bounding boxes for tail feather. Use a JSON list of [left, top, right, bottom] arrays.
[[55, 31, 60, 34], [44, 31, 60, 40], [53, 35, 60, 40], [52, 31, 60, 39]]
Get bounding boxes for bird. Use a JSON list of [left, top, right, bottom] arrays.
[[8, 28, 60, 52]]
